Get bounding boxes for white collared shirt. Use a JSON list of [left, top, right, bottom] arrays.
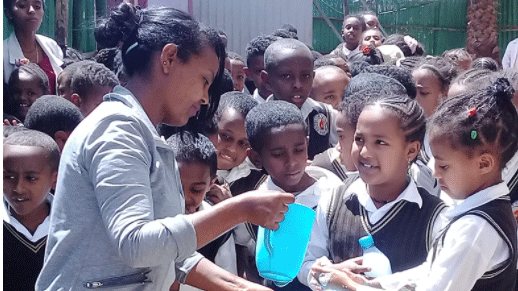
[[258, 175, 322, 210], [299, 178, 445, 287], [252, 89, 266, 104], [266, 95, 338, 146], [358, 182, 512, 291], [217, 157, 258, 184], [3, 194, 53, 243]]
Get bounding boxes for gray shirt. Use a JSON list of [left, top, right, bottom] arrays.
[[36, 86, 201, 290]]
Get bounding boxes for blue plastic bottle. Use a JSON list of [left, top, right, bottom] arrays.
[[358, 235, 392, 278]]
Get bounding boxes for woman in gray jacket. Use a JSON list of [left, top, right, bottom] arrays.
[[35, 4, 294, 291]]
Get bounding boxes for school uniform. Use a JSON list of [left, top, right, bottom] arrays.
[[178, 201, 238, 291], [253, 89, 266, 104], [4, 33, 63, 94], [505, 152, 518, 220], [266, 96, 338, 159], [3, 194, 52, 291], [299, 178, 446, 288], [358, 182, 517, 291], [329, 43, 354, 60]]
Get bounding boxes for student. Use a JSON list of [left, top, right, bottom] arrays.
[[69, 60, 119, 116], [300, 93, 446, 288], [3, 129, 60, 291], [447, 68, 493, 98], [36, 5, 293, 291], [227, 52, 246, 92], [361, 11, 380, 30], [312, 78, 518, 291], [310, 65, 349, 110], [362, 65, 417, 99], [246, 101, 343, 291], [262, 38, 337, 159], [442, 48, 473, 71], [412, 56, 458, 117], [360, 29, 405, 65], [7, 63, 49, 122], [330, 14, 366, 60], [244, 35, 279, 104], [56, 60, 88, 101], [167, 132, 243, 290], [471, 57, 500, 71], [23, 95, 83, 151]]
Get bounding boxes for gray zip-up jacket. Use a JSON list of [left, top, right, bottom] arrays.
[[36, 86, 202, 290]]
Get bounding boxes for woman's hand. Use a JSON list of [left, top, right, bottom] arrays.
[[239, 190, 295, 230]]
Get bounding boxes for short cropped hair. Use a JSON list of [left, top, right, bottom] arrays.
[[245, 100, 306, 153], [24, 95, 83, 138], [8, 63, 49, 94], [70, 61, 119, 100], [4, 129, 61, 171], [264, 39, 313, 72], [227, 52, 245, 63], [215, 91, 258, 121], [245, 35, 279, 68], [167, 131, 217, 178]]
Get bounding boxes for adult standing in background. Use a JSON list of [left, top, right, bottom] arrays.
[[3, 0, 63, 94], [502, 38, 518, 71], [35, 4, 293, 291]]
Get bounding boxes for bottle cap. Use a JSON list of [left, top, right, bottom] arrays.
[[359, 235, 374, 249]]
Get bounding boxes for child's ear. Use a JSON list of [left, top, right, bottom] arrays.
[[406, 140, 421, 162], [54, 131, 69, 152], [247, 148, 262, 169], [51, 171, 59, 190], [71, 93, 82, 108], [478, 153, 496, 175], [261, 70, 272, 92], [243, 67, 250, 77]]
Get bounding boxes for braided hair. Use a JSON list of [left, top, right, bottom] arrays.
[[429, 78, 518, 167]]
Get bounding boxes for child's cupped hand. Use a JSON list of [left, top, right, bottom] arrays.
[[309, 257, 374, 291], [206, 183, 232, 205]]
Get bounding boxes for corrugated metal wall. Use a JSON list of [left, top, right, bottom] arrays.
[[313, 0, 517, 58], [191, 0, 313, 60], [3, 0, 103, 52]]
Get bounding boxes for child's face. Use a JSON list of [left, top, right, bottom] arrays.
[[257, 123, 309, 192], [229, 59, 246, 92], [363, 14, 380, 29], [265, 48, 314, 108], [342, 17, 363, 47], [3, 144, 57, 220], [216, 108, 250, 170], [310, 67, 349, 110], [336, 112, 357, 171], [178, 161, 214, 214], [361, 30, 383, 47], [429, 133, 483, 200], [244, 55, 271, 98], [412, 68, 445, 117], [56, 72, 73, 101], [12, 71, 46, 119], [352, 105, 418, 192]]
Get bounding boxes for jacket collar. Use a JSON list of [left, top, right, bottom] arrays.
[[103, 86, 169, 148]]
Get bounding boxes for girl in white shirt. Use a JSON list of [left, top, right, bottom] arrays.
[[310, 78, 518, 291]]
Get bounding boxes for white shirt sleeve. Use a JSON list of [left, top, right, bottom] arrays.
[[363, 214, 510, 291], [298, 192, 333, 287]]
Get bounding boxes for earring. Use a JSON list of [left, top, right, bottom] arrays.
[[163, 61, 167, 65]]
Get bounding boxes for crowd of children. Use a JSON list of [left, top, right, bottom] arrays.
[[3, 3, 518, 291]]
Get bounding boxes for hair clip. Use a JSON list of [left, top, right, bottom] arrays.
[[468, 107, 477, 117], [471, 130, 478, 140], [359, 45, 372, 55], [125, 42, 139, 55]]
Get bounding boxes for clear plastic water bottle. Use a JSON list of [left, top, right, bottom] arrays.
[[358, 235, 392, 278]]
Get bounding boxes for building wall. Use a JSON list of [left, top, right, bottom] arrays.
[[191, 0, 313, 60]]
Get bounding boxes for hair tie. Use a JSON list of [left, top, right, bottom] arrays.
[[125, 42, 138, 55], [489, 77, 514, 102], [471, 130, 478, 140], [468, 107, 477, 117]]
